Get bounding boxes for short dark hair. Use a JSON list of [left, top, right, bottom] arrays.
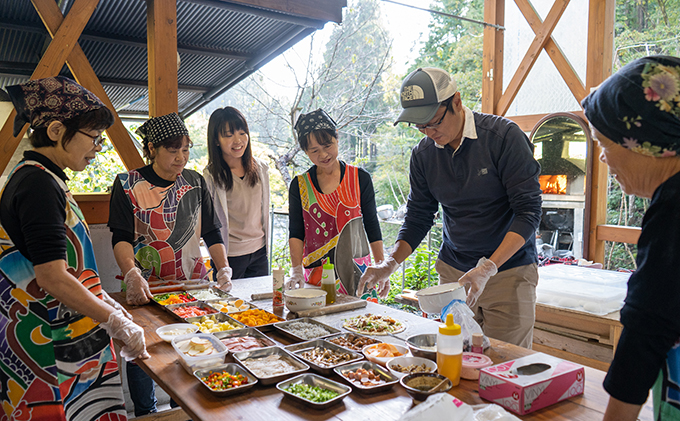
[[298, 128, 337, 151], [143, 135, 193, 162], [28, 106, 114, 148]]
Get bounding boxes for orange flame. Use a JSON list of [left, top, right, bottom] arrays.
[[539, 175, 567, 194]]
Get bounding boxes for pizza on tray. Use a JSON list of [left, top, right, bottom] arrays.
[[342, 313, 405, 336]]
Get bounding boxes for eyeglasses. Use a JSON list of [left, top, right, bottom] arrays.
[[411, 101, 451, 132], [78, 130, 105, 147]]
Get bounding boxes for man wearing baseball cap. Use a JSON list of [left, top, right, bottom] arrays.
[[358, 67, 542, 348]]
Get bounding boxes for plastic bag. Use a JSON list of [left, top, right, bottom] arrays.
[[399, 393, 474, 421], [441, 299, 490, 351]]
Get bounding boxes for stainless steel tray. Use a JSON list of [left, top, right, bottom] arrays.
[[233, 346, 309, 386], [213, 327, 277, 352], [164, 302, 219, 321], [205, 297, 258, 314], [228, 309, 285, 331], [184, 312, 245, 333], [325, 332, 381, 352], [187, 288, 231, 301], [333, 360, 399, 394], [273, 317, 341, 342], [276, 373, 351, 409], [193, 363, 258, 396], [151, 291, 198, 306], [284, 339, 363, 376]]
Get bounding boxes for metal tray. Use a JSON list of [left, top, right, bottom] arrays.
[[333, 360, 399, 394], [276, 373, 351, 409], [185, 313, 245, 333], [227, 309, 285, 331], [325, 332, 382, 352], [213, 327, 277, 352], [164, 302, 219, 321], [151, 291, 198, 306], [193, 363, 258, 396], [273, 318, 341, 342], [233, 346, 309, 386], [284, 339, 363, 376], [205, 297, 257, 314], [187, 288, 231, 301]]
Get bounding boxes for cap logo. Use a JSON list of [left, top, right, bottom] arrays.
[[401, 85, 425, 102]]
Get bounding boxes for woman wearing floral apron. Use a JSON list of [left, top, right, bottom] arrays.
[[288, 109, 384, 299], [0, 77, 147, 420], [107, 112, 231, 416]]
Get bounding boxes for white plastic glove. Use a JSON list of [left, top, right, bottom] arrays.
[[216, 266, 233, 292], [124, 267, 152, 306], [101, 290, 132, 321], [357, 256, 399, 298], [100, 309, 149, 361], [458, 257, 498, 307], [285, 265, 304, 290]]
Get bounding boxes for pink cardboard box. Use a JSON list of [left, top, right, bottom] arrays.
[[478, 352, 585, 415]]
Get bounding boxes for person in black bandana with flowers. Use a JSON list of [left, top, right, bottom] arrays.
[[107, 112, 230, 416], [582, 55, 680, 421], [0, 76, 146, 420]]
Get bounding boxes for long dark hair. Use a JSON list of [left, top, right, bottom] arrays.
[[206, 107, 260, 190]]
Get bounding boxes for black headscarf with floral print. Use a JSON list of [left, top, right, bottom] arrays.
[[581, 55, 680, 157]]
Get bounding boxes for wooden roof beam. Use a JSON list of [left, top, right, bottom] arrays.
[[146, 0, 179, 117]]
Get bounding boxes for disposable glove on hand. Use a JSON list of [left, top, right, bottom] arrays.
[[124, 267, 152, 306], [100, 309, 149, 361], [357, 257, 398, 298], [101, 290, 132, 321], [458, 257, 498, 307], [285, 265, 304, 290], [216, 266, 233, 292]]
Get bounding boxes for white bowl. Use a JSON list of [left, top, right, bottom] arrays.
[[156, 323, 199, 343], [362, 343, 410, 366], [386, 356, 437, 379], [415, 283, 466, 314], [283, 288, 327, 313]]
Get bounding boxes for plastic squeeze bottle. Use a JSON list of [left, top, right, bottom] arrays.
[[437, 313, 462, 386], [272, 268, 285, 310], [471, 332, 484, 354], [321, 262, 337, 305]]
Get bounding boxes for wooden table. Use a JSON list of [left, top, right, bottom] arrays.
[[113, 276, 652, 421]]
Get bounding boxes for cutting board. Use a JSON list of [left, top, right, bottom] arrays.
[[250, 292, 367, 317]]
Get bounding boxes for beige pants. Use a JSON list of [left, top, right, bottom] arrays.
[[435, 258, 538, 349]]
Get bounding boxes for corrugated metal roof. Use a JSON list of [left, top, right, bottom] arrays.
[[0, 0, 343, 120]]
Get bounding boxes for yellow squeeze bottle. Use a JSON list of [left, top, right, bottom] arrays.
[[437, 313, 462, 386]]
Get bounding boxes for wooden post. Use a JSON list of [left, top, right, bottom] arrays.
[[482, 0, 504, 115], [146, 0, 179, 117], [585, 0, 615, 264]]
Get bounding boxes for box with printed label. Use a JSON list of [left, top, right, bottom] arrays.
[[478, 352, 584, 415]]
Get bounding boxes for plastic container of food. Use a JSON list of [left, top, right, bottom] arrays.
[[333, 360, 399, 394], [386, 356, 437, 379], [460, 352, 493, 380], [193, 363, 258, 396], [276, 373, 351, 409], [285, 339, 363, 376], [273, 318, 341, 342], [171, 333, 228, 374], [233, 346, 309, 385], [155, 323, 199, 342]]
